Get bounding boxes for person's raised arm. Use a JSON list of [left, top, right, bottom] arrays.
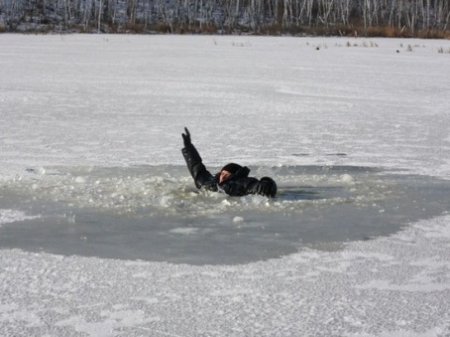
[[181, 127, 216, 191]]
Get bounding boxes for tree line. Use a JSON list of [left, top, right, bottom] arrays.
[[1, 0, 449, 37]]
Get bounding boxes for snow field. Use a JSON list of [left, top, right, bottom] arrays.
[[1, 35, 449, 177]]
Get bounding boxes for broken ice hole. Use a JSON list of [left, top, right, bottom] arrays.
[[1, 165, 450, 265]]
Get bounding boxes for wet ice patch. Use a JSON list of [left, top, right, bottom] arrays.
[[169, 227, 200, 235], [0, 209, 40, 227], [1, 165, 450, 265]]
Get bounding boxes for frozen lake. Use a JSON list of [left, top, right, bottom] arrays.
[[1, 34, 450, 336]]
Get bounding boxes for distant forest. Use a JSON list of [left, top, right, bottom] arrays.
[[1, 0, 449, 37]]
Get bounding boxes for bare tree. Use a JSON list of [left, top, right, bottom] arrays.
[[1, 0, 449, 34]]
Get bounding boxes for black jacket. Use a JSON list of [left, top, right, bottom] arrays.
[[182, 143, 276, 197]]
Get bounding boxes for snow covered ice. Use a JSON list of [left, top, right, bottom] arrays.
[[1, 34, 450, 336]]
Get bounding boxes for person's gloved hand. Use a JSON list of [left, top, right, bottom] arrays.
[[257, 177, 277, 197], [182, 127, 192, 148]]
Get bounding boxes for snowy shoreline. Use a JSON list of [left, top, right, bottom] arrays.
[[1, 35, 450, 336]]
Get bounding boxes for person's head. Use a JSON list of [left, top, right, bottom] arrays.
[[218, 163, 242, 184]]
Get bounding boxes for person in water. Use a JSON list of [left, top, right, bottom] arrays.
[[181, 127, 277, 197]]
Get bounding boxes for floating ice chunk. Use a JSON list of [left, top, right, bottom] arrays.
[[233, 216, 244, 224], [74, 176, 86, 184], [221, 199, 231, 206], [340, 174, 354, 184]]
